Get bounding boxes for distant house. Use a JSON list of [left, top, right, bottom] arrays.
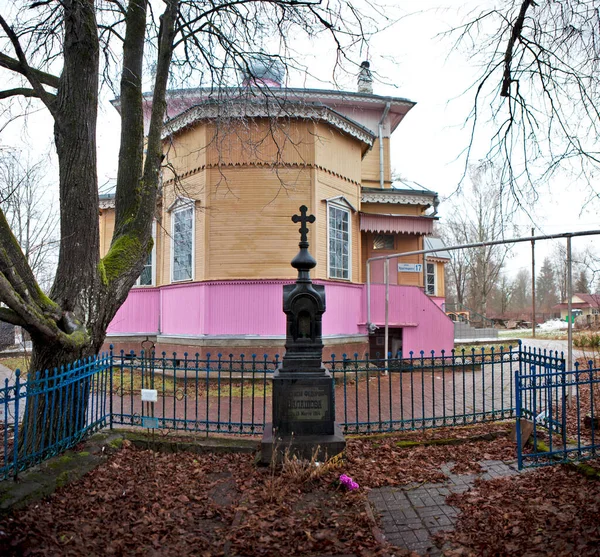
[[100, 61, 454, 358], [0, 321, 14, 352], [552, 293, 600, 321]]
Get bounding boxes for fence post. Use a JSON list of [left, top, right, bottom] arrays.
[[561, 360, 567, 455], [514, 368, 523, 470], [13, 369, 21, 479], [109, 345, 114, 430]]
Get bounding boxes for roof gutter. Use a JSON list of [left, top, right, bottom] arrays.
[[379, 102, 391, 189]]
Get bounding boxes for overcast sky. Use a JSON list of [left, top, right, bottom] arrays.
[[2, 0, 598, 279]]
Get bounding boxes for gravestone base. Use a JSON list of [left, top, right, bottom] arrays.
[[272, 371, 336, 435], [260, 422, 346, 464], [261, 369, 346, 464]]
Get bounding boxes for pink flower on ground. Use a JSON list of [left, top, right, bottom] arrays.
[[339, 474, 359, 490]]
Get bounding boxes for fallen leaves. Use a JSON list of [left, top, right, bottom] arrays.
[[0, 442, 388, 557], [343, 425, 519, 489], [438, 462, 600, 556], [0, 423, 598, 556]]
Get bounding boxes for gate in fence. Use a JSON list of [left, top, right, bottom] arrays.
[[515, 356, 599, 469]]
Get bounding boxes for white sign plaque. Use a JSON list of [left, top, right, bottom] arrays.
[[141, 389, 158, 402], [398, 263, 423, 273]]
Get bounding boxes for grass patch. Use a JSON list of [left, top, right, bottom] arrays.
[[112, 369, 272, 397], [453, 343, 519, 354], [498, 329, 568, 340], [0, 356, 29, 374]]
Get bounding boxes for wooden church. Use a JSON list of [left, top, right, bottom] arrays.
[[99, 60, 454, 358]]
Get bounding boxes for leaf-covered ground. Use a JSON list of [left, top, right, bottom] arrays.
[[439, 463, 600, 556], [0, 424, 598, 556], [345, 423, 520, 487], [0, 440, 388, 557]]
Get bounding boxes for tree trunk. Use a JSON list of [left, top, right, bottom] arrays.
[[18, 338, 98, 460], [3, 0, 179, 465]]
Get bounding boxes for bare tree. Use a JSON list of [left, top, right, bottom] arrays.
[[0, 0, 380, 452], [440, 215, 470, 307], [551, 240, 596, 301], [441, 161, 513, 316], [0, 150, 58, 291], [452, 1, 600, 201], [490, 272, 514, 316], [510, 268, 531, 312]]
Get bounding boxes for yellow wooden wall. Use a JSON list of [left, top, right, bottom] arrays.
[[99, 208, 115, 258], [430, 259, 446, 297], [164, 125, 207, 178], [204, 166, 312, 279], [98, 116, 447, 290], [361, 138, 390, 187], [158, 117, 368, 283], [204, 120, 313, 167], [360, 232, 424, 285], [159, 171, 205, 285], [313, 122, 362, 183]]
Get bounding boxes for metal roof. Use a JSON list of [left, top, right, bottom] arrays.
[[424, 237, 451, 260]]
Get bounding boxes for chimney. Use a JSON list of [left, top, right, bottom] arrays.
[[357, 61, 373, 94]]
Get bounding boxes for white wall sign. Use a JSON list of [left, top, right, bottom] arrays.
[[398, 263, 423, 273]]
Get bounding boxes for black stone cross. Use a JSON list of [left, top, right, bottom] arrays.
[[292, 205, 315, 245]]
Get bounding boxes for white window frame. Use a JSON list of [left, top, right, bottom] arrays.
[[170, 198, 195, 283], [426, 261, 436, 296], [327, 201, 352, 281], [135, 220, 157, 287]]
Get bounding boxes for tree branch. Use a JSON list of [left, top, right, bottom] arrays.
[[0, 87, 52, 100], [0, 306, 26, 327], [0, 15, 58, 112], [0, 206, 53, 313], [501, 0, 534, 97], [0, 52, 60, 89]]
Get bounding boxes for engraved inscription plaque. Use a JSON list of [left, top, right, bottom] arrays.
[[285, 385, 329, 421]]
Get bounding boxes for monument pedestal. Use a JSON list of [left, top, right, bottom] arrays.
[[261, 422, 346, 464], [261, 369, 346, 463]]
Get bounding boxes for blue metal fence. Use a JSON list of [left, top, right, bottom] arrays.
[[0, 353, 111, 480], [1, 342, 566, 480], [110, 350, 277, 435], [516, 358, 599, 469]]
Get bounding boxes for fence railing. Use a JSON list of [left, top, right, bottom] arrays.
[[516, 359, 599, 469], [110, 351, 278, 435], [326, 347, 519, 433], [1, 342, 564, 480], [1, 353, 111, 480]]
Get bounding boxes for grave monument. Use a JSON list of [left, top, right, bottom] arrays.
[[261, 206, 346, 462]]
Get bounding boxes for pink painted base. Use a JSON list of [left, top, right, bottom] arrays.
[[108, 280, 454, 355]]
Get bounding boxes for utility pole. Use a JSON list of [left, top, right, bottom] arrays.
[[567, 236, 573, 403], [531, 227, 536, 338]]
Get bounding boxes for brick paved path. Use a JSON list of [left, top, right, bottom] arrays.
[[368, 460, 521, 556]]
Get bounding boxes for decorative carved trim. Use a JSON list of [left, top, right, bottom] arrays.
[[162, 162, 362, 187], [361, 191, 436, 205], [324, 195, 358, 212], [99, 198, 115, 209], [166, 196, 196, 213], [163, 100, 375, 147]]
